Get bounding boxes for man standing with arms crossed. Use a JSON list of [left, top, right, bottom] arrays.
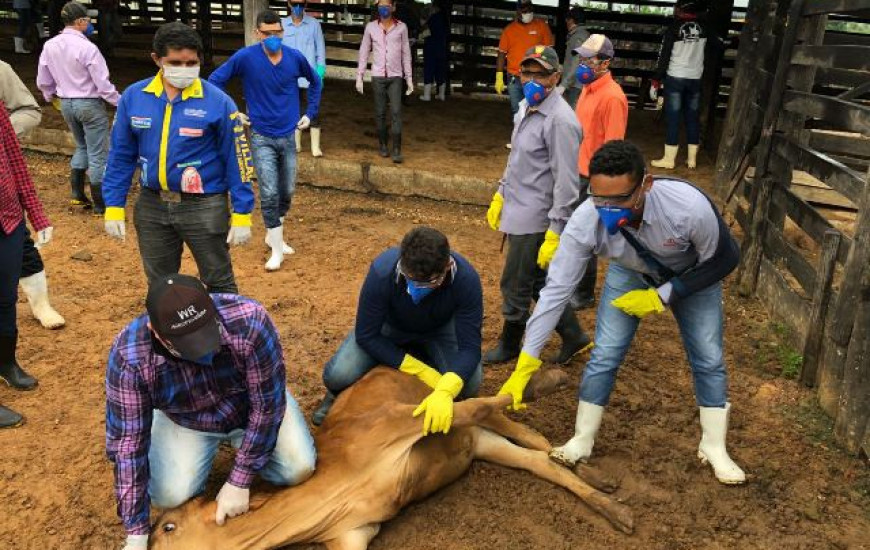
[[103, 22, 255, 294], [210, 9, 322, 272], [356, 0, 413, 163], [495, 1, 553, 121], [282, 0, 327, 158]]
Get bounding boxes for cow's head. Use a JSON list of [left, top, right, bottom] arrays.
[[148, 497, 218, 549]]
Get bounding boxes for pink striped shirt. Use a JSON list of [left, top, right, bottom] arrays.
[[357, 20, 412, 80]]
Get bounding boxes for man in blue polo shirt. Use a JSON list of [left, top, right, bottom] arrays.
[[209, 9, 322, 272], [103, 22, 255, 295], [311, 227, 484, 435]]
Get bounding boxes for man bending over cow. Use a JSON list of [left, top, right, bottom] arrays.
[[312, 226, 483, 436], [106, 274, 315, 550]]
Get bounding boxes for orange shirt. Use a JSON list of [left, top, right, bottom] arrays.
[[498, 19, 554, 76], [576, 72, 629, 176]]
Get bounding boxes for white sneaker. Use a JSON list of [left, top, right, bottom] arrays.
[[19, 271, 65, 329], [265, 226, 285, 271], [549, 401, 604, 468], [698, 403, 746, 484]]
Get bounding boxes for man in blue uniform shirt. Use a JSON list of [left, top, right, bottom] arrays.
[[210, 9, 322, 272], [103, 22, 255, 294], [311, 227, 484, 435]]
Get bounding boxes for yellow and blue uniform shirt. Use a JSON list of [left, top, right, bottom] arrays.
[[103, 72, 255, 226]]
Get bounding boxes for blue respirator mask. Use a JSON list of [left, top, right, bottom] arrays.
[[522, 80, 548, 107], [84, 22, 95, 36], [291, 4, 305, 17], [575, 63, 596, 84], [595, 206, 636, 235], [406, 280, 435, 304], [263, 35, 283, 53], [378, 6, 392, 19]]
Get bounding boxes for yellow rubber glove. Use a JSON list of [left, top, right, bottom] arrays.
[[398, 354, 442, 390], [51, 98, 61, 112], [495, 72, 506, 95], [611, 288, 666, 318], [536, 230, 560, 269], [497, 351, 543, 411], [413, 372, 464, 435], [486, 192, 504, 231]]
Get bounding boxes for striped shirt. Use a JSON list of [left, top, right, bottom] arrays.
[[105, 294, 287, 535]]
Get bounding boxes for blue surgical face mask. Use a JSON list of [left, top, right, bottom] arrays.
[[522, 80, 548, 107], [406, 280, 435, 304], [596, 206, 634, 235], [576, 63, 596, 85], [291, 4, 305, 17], [263, 35, 283, 53], [84, 22, 95, 36], [378, 6, 392, 19]]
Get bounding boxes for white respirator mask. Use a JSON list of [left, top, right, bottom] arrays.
[[163, 65, 200, 90], [520, 12, 534, 23]]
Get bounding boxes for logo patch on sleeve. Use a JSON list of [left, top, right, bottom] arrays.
[[131, 116, 152, 129], [179, 127, 204, 138]]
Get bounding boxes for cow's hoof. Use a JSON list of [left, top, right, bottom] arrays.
[[522, 368, 569, 402]]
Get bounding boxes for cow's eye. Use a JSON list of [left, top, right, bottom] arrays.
[[163, 523, 176, 533]]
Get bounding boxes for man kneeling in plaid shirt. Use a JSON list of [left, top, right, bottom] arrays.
[[105, 274, 315, 550]]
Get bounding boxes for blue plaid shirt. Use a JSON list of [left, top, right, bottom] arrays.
[[105, 294, 286, 535]]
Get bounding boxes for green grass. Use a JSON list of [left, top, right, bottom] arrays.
[[754, 322, 804, 379]]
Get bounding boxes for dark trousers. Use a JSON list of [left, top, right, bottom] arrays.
[[21, 228, 44, 278], [500, 233, 548, 324], [0, 223, 25, 337], [371, 76, 403, 141], [15, 8, 34, 38], [133, 189, 238, 294], [96, 9, 122, 56], [423, 47, 447, 85], [300, 88, 320, 128], [574, 175, 597, 301]]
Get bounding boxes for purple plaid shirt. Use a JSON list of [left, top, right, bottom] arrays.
[[105, 294, 287, 535]]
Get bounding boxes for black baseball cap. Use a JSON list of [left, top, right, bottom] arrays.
[[146, 274, 220, 360], [60, 2, 88, 25]]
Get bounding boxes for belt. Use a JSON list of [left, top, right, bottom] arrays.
[[142, 187, 223, 203]]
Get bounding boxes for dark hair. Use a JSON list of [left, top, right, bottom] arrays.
[[256, 9, 282, 27], [588, 140, 646, 185], [400, 227, 450, 280], [153, 21, 203, 58], [567, 5, 585, 25], [60, 1, 88, 25]]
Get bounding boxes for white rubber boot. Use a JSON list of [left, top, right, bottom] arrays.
[[651, 144, 679, 170], [35, 23, 46, 38], [14, 37, 31, 54], [548, 401, 604, 468], [437, 83, 447, 101], [698, 403, 746, 485], [265, 226, 285, 271], [265, 217, 295, 255], [19, 271, 65, 329], [310, 127, 323, 158], [687, 144, 699, 169], [420, 83, 432, 102], [295, 129, 302, 153]]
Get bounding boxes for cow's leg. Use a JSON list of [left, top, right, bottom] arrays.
[[324, 523, 381, 550], [473, 429, 634, 535], [478, 412, 551, 452]]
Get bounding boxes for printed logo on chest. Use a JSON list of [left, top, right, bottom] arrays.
[[131, 116, 152, 129]]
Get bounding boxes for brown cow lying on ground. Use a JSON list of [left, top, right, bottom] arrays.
[[149, 367, 633, 549]]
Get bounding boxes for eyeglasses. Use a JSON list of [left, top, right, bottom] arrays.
[[399, 259, 454, 289], [519, 69, 554, 81], [589, 178, 644, 206]]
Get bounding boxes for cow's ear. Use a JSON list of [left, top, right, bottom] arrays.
[[249, 493, 270, 511]]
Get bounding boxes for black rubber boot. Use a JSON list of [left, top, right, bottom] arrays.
[[378, 127, 389, 158], [391, 134, 403, 164], [311, 390, 336, 426], [90, 183, 105, 216], [483, 321, 525, 364], [0, 404, 23, 429], [69, 168, 92, 209], [0, 333, 38, 391], [546, 308, 593, 364]]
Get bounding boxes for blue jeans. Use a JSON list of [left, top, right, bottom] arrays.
[[148, 391, 316, 509], [322, 319, 483, 398], [664, 76, 702, 146], [507, 74, 524, 120], [60, 98, 110, 184], [249, 131, 297, 229], [578, 263, 728, 407]]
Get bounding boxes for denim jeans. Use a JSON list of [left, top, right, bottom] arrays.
[[507, 74, 524, 120], [0, 222, 25, 337], [60, 98, 110, 184], [322, 318, 483, 398], [664, 76, 702, 146], [148, 391, 316, 509], [371, 76, 403, 140], [133, 189, 237, 294], [249, 131, 297, 229], [578, 263, 728, 407]]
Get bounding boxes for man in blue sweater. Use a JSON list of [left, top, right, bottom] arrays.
[[209, 9, 322, 273], [312, 227, 484, 434]]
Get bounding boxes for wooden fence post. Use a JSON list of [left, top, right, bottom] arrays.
[[833, 269, 870, 455], [243, 0, 269, 47], [800, 229, 841, 386]]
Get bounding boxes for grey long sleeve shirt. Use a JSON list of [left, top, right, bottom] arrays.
[[0, 60, 42, 138], [561, 25, 590, 90], [522, 178, 725, 359], [498, 88, 582, 236]]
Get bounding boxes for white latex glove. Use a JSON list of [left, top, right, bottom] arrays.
[[105, 220, 126, 241], [215, 482, 250, 526], [405, 79, 414, 96], [297, 115, 311, 131], [355, 78, 364, 95], [238, 112, 251, 126], [226, 225, 251, 247], [121, 534, 148, 550], [35, 226, 53, 248]]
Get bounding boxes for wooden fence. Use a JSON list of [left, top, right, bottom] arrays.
[[714, 0, 870, 457]]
